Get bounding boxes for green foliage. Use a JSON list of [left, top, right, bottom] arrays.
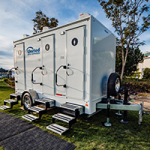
[[4, 78, 8, 83], [3, 77, 15, 87], [130, 70, 141, 79], [98, 0, 150, 79], [143, 68, 150, 79], [116, 46, 143, 76], [122, 77, 150, 92], [32, 10, 58, 34]]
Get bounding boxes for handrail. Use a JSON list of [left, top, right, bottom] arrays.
[[7, 67, 18, 76], [31, 66, 43, 85], [55, 65, 67, 88]]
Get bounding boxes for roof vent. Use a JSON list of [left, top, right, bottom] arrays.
[[79, 13, 90, 20], [23, 34, 29, 38], [42, 27, 50, 32]]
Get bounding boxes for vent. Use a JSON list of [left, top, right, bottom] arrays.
[[22, 34, 29, 38], [79, 13, 90, 20], [42, 27, 50, 32]]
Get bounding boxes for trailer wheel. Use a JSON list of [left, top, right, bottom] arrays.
[[107, 73, 121, 96], [22, 93, 33, 110]]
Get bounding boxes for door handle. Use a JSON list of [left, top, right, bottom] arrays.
[[55, 65, 67, 88]]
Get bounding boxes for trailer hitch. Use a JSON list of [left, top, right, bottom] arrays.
[[55, 65, 67, 88]]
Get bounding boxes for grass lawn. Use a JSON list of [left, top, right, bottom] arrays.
[[0, 81, 150, 149]]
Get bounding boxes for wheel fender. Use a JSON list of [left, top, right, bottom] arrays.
[[21, 90, 34, 105]]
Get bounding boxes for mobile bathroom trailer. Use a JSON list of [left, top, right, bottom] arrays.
[[14, 13, 116, 114], [0, 13, 143, 135]]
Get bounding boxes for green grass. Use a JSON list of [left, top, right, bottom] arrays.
[[0, 81, 150, 149]]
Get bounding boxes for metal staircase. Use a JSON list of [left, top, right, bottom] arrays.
[[22, 98, 55, 122], [0, 92, 21, 110], [46, 102, 84, 135]]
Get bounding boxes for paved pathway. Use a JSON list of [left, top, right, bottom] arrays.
[[130, 93, 150, 111], [0, 112, 76, 150]]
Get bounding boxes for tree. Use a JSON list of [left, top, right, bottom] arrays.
[[32, 10, 58, 34], [98, 0, 150, 80], [116, 46, 143, 76], [143, 68, 150, 79]]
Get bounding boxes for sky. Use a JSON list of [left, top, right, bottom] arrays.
[[0, 0, 150, 69]]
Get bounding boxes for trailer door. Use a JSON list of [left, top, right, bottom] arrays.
[[14, 43, 26, 91], [66, 26, 85, 100], [41, 35, 55, 95]]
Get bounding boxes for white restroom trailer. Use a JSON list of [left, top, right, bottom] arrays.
[[14, 13, 116, 115]]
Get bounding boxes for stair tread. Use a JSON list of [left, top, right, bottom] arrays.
[[0, 105, 11, 110], [53, 113, 75, 123], [4, 99, 17, 103], [10, 92, 21, 96], [60, 103, 83, 110], [22, 114, 39, 122], [46, 123, 68, 135], [35, 98, 55, 103], [28, 106, 46, 112]]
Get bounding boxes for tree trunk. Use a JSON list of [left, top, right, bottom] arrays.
[[120, 45, 125, 81], [120, 45, 129, 81], [120, 61, 125, 81]]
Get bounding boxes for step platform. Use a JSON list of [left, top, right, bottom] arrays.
[[46, 123, 68, 135], [59, 102, 84, 117], [28, 106, 46, 113], [27, 106, 47, 120], [52, 113, 75, 123], [0, 99, 18, 110], [10, 92, 21, 100], [0, 105, 11, 110], [22, 114, 39, 122], [4, 99, 18, 105], [35, 98, 55, 109]]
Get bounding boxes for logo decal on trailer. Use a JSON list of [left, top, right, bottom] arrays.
[[72, 38, 78, 46], [26, 47, 40, 55]]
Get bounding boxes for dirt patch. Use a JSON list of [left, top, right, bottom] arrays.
[[130, 93, 150, 111]]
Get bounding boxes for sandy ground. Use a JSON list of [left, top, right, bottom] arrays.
[[130, 93, 150, 111]]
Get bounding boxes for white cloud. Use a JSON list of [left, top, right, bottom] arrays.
[[140, 43, 150, 53], [93, 11, 99, 18], [139, 31, 150, 42]]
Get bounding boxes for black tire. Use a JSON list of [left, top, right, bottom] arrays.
[[107, 73, 121, 96], [22, 92, 33, 110]]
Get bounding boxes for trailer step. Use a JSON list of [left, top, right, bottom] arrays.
[[59, 102, 84, 117], [4, 99, 18, 104], [4, 99, 16, 103], [35, 98, 55, 108], [46, 123, 68, 135], [52, 113, 75, 123], [0, 105, 11, 110], [22, 114, 39, 122], [28, 106, 46, 113], [35, 98, 54, 104], [60, 103, 83, 111], [10, 92, 21, 100]]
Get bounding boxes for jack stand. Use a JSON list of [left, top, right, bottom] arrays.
[[120, 111, 129, 124], [104, 98, 112, 127], [115, 110, 123, 116], [120, 88, 129, 124], [104, 118, 112, 127]]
